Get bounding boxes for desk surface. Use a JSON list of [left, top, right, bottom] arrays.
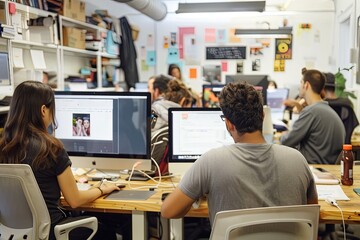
[[61, 165, 360, 224]]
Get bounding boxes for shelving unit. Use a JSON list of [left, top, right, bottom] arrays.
[[0, 0, 120, 94]]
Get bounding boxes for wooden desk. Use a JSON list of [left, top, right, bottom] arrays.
[[61, 165, 360, 239]]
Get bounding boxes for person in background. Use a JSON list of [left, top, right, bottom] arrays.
[[152, 79, 192, 131], [268, 80, 278, 89], [168, 64, 182, 81], [283, 67, 308, 114], [161, 81, 318, 226], [168, 63, 202, 107], [0, 81, 120, 240], [280, 69, 345, 164]]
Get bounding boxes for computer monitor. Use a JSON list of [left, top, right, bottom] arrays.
[[54, 91, 152, 171], [0, 52, 11, 87], [225, 74, 269, 105], [267, 88, 289, 121], [202, 84, 225, 108], [168, 108, 233, 163]]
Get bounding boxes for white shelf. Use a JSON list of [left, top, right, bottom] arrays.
[[61, 46, 99, 57], [11, 39, 57, 49], [60, 16, 107, 32]]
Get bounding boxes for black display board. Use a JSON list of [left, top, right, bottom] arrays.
[[206, 46, 246, 60]]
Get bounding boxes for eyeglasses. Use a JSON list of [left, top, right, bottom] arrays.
[[220, 115, 225, 121]]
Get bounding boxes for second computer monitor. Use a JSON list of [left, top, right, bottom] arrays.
[[202, 84, 225, 108], [168, 108, 233, 163], [225, 74, 269, 105]]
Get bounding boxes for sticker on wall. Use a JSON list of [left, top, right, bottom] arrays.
[[236, 61, 244, 73], [189, 68, 197, 79], [275, 38, 292, 60], [274, 59, 285, 72], [171, 32, 177, 46], [141, 59, 149, 71], [250, 47, 263, 56], [146, 50, 156, 66], [163, 36, 169, 49], [252, 59, 261, 71], [229, 28, 241, 43], [217, 29, 227, 44], [205, 28, 216, 43], [147, 34, 154, 48], [221, 61, 228, 72], [167, 47, 180, 64], [140, 46, 146, 59]]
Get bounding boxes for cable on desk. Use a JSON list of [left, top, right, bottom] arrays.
[[335, 204, 346, 240]]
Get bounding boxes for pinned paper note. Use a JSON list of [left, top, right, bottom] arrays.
[[205, 28, 216, 43], [146, 50, 156, 66], [30, 50, 46, 69], [12, 47, 24, 68]]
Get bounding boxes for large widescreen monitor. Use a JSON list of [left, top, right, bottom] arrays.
[[202, 84, 225, 108], [225, 74, 269, 105], [168, 108, 233, 163], [54, 91, 152, 171]]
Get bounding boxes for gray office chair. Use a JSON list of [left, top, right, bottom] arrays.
[[0, 164, 98, 240], [151, 126, 169, 175], [210, 204, 320, 240]]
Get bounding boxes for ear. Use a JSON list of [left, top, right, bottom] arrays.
[[41, 105, 46, 118], [225, 118, 236, 132]]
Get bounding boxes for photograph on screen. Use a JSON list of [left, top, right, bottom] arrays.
[[202, 84, 225, 108], [202, 65, 221, 84], [72, 113, 91, 137]]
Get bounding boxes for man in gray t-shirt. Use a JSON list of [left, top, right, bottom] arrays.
[[280, 69, 345, 164], [161, 82, 318, 225]]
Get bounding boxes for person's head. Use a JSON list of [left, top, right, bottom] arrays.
[[299, 69, 326, 97], [324, 72, 335, 92], [148, 76, 156, 100], [168, 64, 182, 80], [219, 82, 263, 134], [83, 117, 90, 129], [152, 75, 171, 101], [268, 80, 278, 89], [75, 117, 83, 126], [165, 79, 192, 107], [0, 81, 62, 168]]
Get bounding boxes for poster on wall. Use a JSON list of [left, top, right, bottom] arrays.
[[236, 61, 244, 73], [274, 59, 285, 72], [275, 38, 292, 60], [167, 47, 180, 64], [202, 65, 221, 84], [252, 59, 260, 71]]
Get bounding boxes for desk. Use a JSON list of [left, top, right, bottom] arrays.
[[61, 165, 360, 239]]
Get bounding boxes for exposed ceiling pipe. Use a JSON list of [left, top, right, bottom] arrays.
[[113, 0, 167, 21]]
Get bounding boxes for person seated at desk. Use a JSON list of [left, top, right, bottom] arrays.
[[0, 81, 121, 240], [280, 69, 345, 164], [161, 82, 318, 226]]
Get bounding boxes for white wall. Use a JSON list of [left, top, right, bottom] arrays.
[[85, 1, 335, 98]]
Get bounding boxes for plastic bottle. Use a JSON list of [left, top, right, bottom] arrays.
[[340, 144, 354, 186]]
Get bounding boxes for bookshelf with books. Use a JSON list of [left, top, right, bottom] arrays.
[[0, 0, 120, 93]]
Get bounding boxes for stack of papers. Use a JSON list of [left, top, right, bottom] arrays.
[[0, 24, 15, 39], [316, 185, 350, 200]]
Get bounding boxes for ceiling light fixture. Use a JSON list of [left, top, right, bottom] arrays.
[[235, 27, 293, 38], [176, 1, 266, 14]]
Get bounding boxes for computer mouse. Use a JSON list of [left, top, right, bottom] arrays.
[[161, 192, 170, 201], [116, 184, 126, 189]]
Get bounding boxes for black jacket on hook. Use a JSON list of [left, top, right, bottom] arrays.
[[119, 16, 139, 90]]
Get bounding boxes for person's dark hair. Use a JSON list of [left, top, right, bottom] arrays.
[[165, 79, 192, 106], [0, 81, 63, 170], [168, 64, 182, 80], [219, 82, 263, 134], [324, 72, 335, 92], [302, 69, 326, 94], [153, 74, 171, 95], [268, 80, 278, 89]]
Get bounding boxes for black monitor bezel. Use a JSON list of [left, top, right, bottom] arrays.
[[168, 107, 223, 163]]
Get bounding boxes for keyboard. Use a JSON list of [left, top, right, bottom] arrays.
[[0, 96, 12, 106]]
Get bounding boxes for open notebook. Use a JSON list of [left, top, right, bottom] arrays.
[[310, 166, 340, 185]]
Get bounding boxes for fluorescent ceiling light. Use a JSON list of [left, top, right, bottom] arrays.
[[235, 28, 293, 38], [176, 1, 266, 14]]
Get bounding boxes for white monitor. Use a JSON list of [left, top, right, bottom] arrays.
[[168, 108, 233, 163], [54, 91, 152, 171]]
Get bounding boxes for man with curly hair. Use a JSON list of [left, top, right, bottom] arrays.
[[161, 81, 318, 226]]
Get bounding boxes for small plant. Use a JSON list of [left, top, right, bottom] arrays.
[[335, 66, 357, 100]]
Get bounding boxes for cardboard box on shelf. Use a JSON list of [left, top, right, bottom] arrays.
[[62, 0, 86, 22], [63, 27, 86, 49]]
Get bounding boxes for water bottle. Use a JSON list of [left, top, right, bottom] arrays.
[[340, 144, 354, 186]]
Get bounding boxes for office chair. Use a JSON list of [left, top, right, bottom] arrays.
[[210, 204, 320, 240], [327, 99, 359, 144], [0, 164, 98, 240], [151, 126, 169, 176]]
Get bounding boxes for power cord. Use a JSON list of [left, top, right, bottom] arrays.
[[326, 198, 346, 240]]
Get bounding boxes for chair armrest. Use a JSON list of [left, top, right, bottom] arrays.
[[54, 216, 98, 240]]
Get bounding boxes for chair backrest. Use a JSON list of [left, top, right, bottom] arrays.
[[151, 126, 169, 168], [0, 164, 51, 240], [210, 204, 320, 240], [328, 99, 359, 144]]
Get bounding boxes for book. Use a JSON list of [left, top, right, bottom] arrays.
[[310, 166, 340, 185]]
